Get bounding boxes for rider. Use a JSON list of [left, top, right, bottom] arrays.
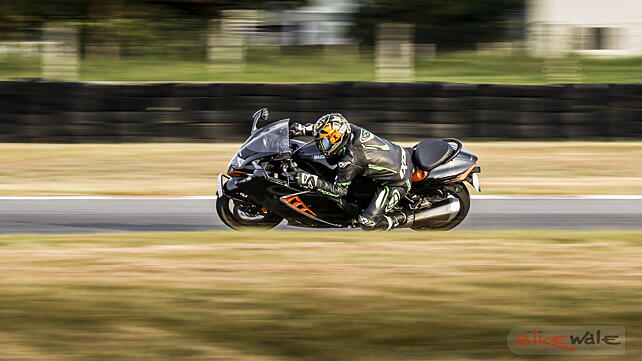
[[290, 113, 411, 230]]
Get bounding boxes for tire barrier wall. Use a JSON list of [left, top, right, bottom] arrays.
[[0, 81, 640, 142]]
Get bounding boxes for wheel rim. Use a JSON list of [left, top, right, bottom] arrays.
[[227, 198, 270, 224]]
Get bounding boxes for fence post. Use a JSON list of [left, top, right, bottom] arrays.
[[543, 56, 581, 84], [208, 10, 258, 73], [375, 23, 414, 82], [41, 24, 79, 81]]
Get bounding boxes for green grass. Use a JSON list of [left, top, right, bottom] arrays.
[[581, 55, 642, 83], [0, 230, 640, 360], [416, 52, 642, 84], [415, 52, 549, 84], [0, 54, 42, 80], [3, 48, 642, 83]]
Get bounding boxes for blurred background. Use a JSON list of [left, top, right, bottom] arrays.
[[0, 0, 641, 142], [1, 2, 642, 361]]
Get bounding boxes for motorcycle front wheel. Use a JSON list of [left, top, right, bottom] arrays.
[[216, 195, 283, 230]]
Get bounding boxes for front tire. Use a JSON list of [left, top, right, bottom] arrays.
[[411, 183, 470, 231], [216, 195, 283, 230]]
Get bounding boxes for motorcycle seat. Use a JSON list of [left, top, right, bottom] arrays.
[[411, 140, 454, 171]]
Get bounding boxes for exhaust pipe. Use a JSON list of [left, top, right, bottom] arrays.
[[400, 198, 461, 228]]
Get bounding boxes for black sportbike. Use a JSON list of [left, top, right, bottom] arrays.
[[216, 109, 481, 231]]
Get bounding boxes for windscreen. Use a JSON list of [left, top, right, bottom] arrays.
[[228, 119, 290, 171]]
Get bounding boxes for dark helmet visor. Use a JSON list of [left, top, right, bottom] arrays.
[[316, 137, 332, 152]]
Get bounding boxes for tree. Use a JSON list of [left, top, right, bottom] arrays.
[[353, 0, 525, 49]]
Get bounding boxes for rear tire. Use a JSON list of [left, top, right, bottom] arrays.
[[216, 195, 283, 230], [411, 183, 470, 231]]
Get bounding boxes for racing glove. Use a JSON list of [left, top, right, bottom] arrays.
[[290, 123, 315, 137], [295, 171, 319, 189]]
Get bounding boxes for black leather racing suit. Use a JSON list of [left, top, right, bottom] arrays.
[[298, 124, 412, 230]]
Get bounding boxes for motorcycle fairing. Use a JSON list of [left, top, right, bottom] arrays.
[[224, 170, 352, 228], [424, 149, 478, 181], [292, 140, 337, 180], [280, 191, 342, 227], [228, 119, 291, 173]]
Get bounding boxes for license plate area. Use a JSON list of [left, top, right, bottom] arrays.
[[471, 172, 481, 192]]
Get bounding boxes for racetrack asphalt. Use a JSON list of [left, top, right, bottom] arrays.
[[1, 196, 640, 234]]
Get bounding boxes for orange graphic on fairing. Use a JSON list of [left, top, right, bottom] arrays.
[[283, 195, 317, 217]]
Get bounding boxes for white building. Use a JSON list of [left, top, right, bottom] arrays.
[[258, 0, 358, 46], [292, 0, 357, 45], [528, 0, 642, 56]]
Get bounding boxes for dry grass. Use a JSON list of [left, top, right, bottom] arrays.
[[0, 230, 640, 360], [465, 142, 642, 194], [0, 142, 640, 196]]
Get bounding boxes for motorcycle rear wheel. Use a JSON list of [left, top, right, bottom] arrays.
[[411, 183, 470, 231], [216, 195, 283, 230]]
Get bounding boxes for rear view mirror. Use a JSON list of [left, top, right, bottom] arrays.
[[251, 107, 269, 134]]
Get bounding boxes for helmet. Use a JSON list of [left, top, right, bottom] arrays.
[[314, 113, 351, 155]]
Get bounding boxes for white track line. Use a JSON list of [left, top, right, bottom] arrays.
[[0, 196, 217, 200], [0, 195, 641, 200], [472, 195, 642, 200]]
